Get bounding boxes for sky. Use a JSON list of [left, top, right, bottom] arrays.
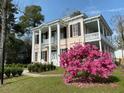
[[13, 0, 124, 24], [12, 0, 124, 58]]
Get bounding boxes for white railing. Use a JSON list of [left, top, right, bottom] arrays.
[[42, 37, 57, 45], [85, 32, 99, 42], [85, 32, 114, 48]]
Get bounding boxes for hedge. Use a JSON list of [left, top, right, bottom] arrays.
[[28, 63, 56, 73], [5, 63, 27, 68], [0, 67, 24, 79]]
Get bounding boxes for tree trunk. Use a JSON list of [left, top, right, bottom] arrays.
[[0, 0, 7, 84]]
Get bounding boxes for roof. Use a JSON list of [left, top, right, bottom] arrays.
[[32, 14, 113, 34], [32, 14, 86, 31]]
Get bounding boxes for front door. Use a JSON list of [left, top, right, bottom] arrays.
[[51, 50, 57, 66]]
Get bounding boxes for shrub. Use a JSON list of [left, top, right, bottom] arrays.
[[35, 63, 41, 72], [28, 64, 33, 72], [47, 64, 51, 71], [17, 68, 23, 76], [43, 64, 47, 71], [5, 63, 27, 68], [27, 63, 56, 73], [39, 64, 43, 72], [4, 68, 11, 78], [11, 68, 18, 77], [60, 43, 116, 83]]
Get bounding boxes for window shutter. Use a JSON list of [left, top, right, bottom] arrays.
[[41, 52, 42, 59], [70, 25, 72, 37], [45, 51, 47, 61], [46, 32, 48, 39], [78, 22, 81, 36], [64, 27, 67, 38], [41, 33, 43, 43], [35, 34, 39, 44]]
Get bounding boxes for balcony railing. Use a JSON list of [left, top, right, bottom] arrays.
[[85, 32, 99, 42], [42, 37, 57, 45], [85, 32, 114, 48]]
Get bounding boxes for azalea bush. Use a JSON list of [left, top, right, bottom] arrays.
[[60, 43, 116, 83]]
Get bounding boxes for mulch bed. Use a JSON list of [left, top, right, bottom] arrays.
[[66, 82, 118, 88]]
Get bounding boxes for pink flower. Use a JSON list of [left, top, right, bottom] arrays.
[[60, 43, 116, 83]]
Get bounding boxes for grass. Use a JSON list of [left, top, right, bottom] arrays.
[[0, 67, 124, 93], [40, 67, 64, 74], [28, 67, 64, 75]]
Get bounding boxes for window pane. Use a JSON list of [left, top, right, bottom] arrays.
[[35, 52, 38, 61], [35, 34, 39, 44]]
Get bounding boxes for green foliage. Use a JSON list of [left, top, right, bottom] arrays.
[[0, 68, 122, 93], [11, 67, 18, 77], [0, 65, 24, 79], [4, 68, 11, 78], [27, 64, 33, 72], [0, 1, 32, 65], [70, 10, 82, 17], [28, 63, 56, 73], [17, 5, 44, 35], [6, 64, 24, 77], [5, 63, 27, 68], [17, 68, 23, 76]]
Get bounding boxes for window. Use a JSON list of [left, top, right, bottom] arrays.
[[35, 34, 39, 44], [41, 51, 47, 61], [41, 32, 48, 43], [60, 48, 67, 54], [35, 52, 38, 61], [70, 22, 81, 37], [60, 27, 67, 39]]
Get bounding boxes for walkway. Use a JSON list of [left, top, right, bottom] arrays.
[[23, 70, 63, 77]]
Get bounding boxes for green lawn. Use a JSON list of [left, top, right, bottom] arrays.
[[29, 67, 64, 75], [40, 67, 64, 74], [0, 67, 124, 93]]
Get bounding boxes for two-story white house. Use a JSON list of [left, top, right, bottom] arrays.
[[31, 13, 115, 66]]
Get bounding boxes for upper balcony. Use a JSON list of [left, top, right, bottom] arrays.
[[42, 37, 57, 45], [85, 32, 99, 42], [85, 32, 113, 47], [84, 19, 113, 48]]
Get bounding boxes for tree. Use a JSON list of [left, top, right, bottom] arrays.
[[0, 0, 30, 65], [70, 10, 82, 17], [17, 5, 44, 35], [5, 33, 25, 64], [14, 5, 45, 64], [0, 0, 7, 84], [114, 16, 124, 64]]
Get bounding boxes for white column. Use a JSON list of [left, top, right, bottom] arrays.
[[99, 41, 102, 51], [48, 26, 51, 64], [67, 25, 70, 49], [81, 20, 85, 43], [97, 19, 102, 51], [57, 23, 60, 66], [97, 19, 101, 40], [31, 31, 35, 62], [38, 29, 41, 63]]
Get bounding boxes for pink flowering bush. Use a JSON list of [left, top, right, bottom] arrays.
[[60, 43, 116, 83]]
